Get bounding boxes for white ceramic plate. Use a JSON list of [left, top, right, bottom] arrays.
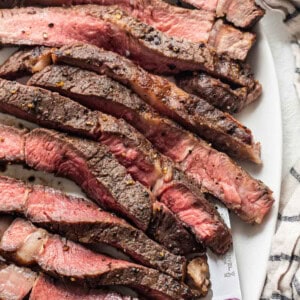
[[0, 22, 282, 300], [232, 24, 282, 300]]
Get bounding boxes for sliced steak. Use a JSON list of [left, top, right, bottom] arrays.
[[0, 47, 52, 80], [0, 5, 257, 86], [30, 274, 137, 300], [0, 218, 194, 299], [0, 79, 273, 224], [52, 45, 261, 163], [0, 83, 231, 255], [180, 0, 265, 28], [207, 19, 256, 61], [0, 0, 255, 61], [176, 72, 261, 113], [26, 128, 153, 231], [0, 260, 37, 300], [0, 175, 186, 280]]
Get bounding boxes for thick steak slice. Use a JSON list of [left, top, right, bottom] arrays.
[[176, 72, 261, 113], [180, 0, 265, 28], [25, 128, 153, 231], [0, 0, 255, 61], [52, 45, 261, 163], [0, 126, 231, 255], [0, 260, 37, 300], [30, 274, 137, 300], [0, 175, 186, 280], [0, 47, 52, 80], [0, 219, 194, 299], [0, 80, 272, 224], [0, 6, 256, 87]]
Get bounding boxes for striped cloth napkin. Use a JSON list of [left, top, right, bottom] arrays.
[[260, 1, 300, 299]]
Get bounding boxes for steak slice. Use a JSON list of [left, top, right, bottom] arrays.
[[0, 82, 231, 255], [0, 259, 37, 300], [26, 128, 153, 231], [0, 47, 53, 80], [176, 72, 261, 113], [0, 218, 194, 299], [0, 79, 272, 224], [0, 0, 255, 61], [0, 6, 257, 87], [30, 274, 137, 300], [52, 45, 261, 163], [0, 175, 186, 280], [180, 0, 265, 28]]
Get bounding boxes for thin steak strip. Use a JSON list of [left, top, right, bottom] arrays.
[[179, 0, 265, 28], [0, 218, 194, 299], [176, 72, 262, 113], [0, 82, 231, 255], [0, 175, 186, 280], [0, 0, 255, 61], [0, 5, 257, 87], [52, 44, 261, 163], [30, 274, 138, 300]]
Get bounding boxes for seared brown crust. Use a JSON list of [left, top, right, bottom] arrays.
[[148, 202, 203, 255], [0, 5, 257, 88], [0, 219, 194, 299], [52, 45, 261, 163], [0, 80, 210, 255], [176, 72, 262, 113], [26, 128, 153, 231], [0, 175, 185, 280], [0, 0, 256, 61], [0, 47, 52, 79]]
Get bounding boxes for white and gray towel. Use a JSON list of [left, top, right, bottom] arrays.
[[260, 0, 300, 299]]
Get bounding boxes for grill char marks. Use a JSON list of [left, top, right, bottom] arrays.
[[0, 0, 255, 61], [0, 260, 37, 300], [0, 82, 231, 255], [51, 46, 261, 163], [0, 78, 273, 224], [0, 175, 186, 280], [0, 218, 194, 299], [0, 5, 257, 87], [176, 72, 262, 113]]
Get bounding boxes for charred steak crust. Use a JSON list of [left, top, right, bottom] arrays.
[[176, 72, 257, 113], [0, 0, 256, 61], [0, 47, 53, 80], [0, 78, 232, 253], [0, 78, 273, 224], [25, 128, 153, 231], [0, 175, 186, 280], [0, 5, 257, 88], [26, 64, 232, 252], [51, 45, 261, 163], [0, 218, 194, 299]]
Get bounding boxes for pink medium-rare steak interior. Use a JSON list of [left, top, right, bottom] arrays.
[[0, 218, 193, 299], [0, 175, 187, 280], [0, 261, 37, 300]]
